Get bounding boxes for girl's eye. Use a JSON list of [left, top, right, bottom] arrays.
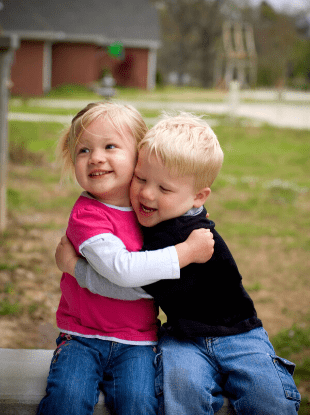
[[79, 147, 89, 154], [106, 144, 116, 150]]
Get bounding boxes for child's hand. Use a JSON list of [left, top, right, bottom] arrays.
[[55, 235, 79, 276], [186, 228, 214, 263], [175, 228, 214, 268]]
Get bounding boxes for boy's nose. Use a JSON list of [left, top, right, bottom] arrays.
[[140, 186, 155, 201]]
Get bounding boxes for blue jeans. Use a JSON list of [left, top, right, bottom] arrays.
[[155, 327, 301, 415], [37, 333, 158, 415]]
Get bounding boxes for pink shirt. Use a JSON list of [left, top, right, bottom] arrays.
[[56, 195, 159, 344]]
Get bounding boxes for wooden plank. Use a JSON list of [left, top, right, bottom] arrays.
[[0, 348, 235, 414]]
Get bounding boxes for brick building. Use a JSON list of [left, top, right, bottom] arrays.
[[0, 0, 160, 96]]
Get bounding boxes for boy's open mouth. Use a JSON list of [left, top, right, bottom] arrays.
[[140, 204, 157, 215]]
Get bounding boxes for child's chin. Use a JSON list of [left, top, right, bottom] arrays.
[[138, 218, 153, 227], [137, 215, 157, 227]]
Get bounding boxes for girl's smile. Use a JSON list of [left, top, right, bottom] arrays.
[[88, 169, 113, 178]]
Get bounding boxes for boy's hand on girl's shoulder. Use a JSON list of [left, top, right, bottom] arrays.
[[176, 228, 214, 269], [55, 235, 79, 276], [187, 228, 214, 263]]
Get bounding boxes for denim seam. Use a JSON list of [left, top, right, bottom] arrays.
[[203, 337, 223, 374], [105, 341, 116, 368]]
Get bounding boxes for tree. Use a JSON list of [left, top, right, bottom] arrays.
[[151, 0, 310, 89], [152, 0, 225, 87], [254, 1, 305, 87]]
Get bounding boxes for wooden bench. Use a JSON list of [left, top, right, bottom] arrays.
[[0, 348, 235, 414]]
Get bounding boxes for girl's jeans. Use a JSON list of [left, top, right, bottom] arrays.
[[37, 333, 158, 415], [155, 327, 301, 415]]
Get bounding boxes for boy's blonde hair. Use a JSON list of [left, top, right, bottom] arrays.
[[138, 113, 224, 189], [57, 102, 147, 180]]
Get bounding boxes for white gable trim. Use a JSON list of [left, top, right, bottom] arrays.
[[4, 30, 160, 50]]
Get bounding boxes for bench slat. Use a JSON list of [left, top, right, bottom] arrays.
[[0, 348, 235, 414]]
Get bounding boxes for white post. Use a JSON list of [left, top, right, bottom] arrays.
[[0, 36, 19, 232], [43, 41, 52, 94], [228, 80, 240, 118], [147, 48, 157, 90]]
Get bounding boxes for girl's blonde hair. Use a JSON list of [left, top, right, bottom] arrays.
[[138, 113, 224, 190], [57, 102, 148, 181]]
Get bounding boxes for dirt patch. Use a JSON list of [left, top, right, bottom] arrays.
[[0, 216, 63, 349]]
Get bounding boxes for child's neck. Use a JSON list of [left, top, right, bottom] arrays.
[[86, 191, 131, 208]]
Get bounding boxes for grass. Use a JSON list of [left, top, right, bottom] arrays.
[[213, 123, 310, 184], [42, 83, 226, 102], [7, 101, 310, 256], [3, 88, 310, 410], [9, 83, 230, 104], [9, 121, 63, 163], [272, 324, 310, 414], [11, 83, 310, 105], [45, 84, 100, 99], [0, 299, 23, 316], [9, 103, 80, 116], [7, 99, 310, 262], [9, 101, 164, 124], [114, 85, 228, 102], [0, 283, 23, 316]]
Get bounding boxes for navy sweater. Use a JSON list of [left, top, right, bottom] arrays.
[[141, 207, 262, 338]]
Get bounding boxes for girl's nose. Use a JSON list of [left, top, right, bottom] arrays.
[[89, 149, 106, 164]]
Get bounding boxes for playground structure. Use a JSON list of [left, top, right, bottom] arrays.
[[214, 21, 257, 89]]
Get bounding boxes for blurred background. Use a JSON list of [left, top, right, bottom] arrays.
[[0, 0, 309, 412], [1, 0, 310, 93]]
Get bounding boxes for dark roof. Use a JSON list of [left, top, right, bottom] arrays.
[[0, 0, 160, 47]]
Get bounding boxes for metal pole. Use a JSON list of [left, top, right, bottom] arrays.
[[0, 36, 19, 232]]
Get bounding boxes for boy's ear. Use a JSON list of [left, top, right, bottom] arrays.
[[193, 187, 211, 208]]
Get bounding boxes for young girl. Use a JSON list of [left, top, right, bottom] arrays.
[[38, 102, 214, 415]]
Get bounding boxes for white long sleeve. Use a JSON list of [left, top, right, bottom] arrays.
[[75, 259, 153, 300], [79, 233, 180, 287]]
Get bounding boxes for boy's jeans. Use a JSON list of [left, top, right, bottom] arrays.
[[37, 333, 158, 415], [155, 327, 301, 415]]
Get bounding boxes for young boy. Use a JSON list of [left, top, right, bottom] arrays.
[[57, 113, 301, 414]]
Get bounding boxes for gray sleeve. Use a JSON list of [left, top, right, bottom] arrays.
[[75, 259, 153, 300], [79, 233, 180, 287]]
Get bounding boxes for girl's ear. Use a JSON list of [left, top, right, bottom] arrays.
[[193, 187, 211, 208]]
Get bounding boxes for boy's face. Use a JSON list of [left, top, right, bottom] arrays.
[[130, 147, 204, 227], [74, 117, 137, 207]]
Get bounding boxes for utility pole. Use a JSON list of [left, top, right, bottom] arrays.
[[0, 35, 19, 232]]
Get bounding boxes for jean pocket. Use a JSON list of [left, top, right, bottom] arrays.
[[154, 352, 163, 397], [52, 333, 73, 363], [271, 355, 301, 406]]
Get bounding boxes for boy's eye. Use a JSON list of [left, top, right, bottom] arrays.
[[160, 186, 171, 193], [134, 174, 145, 183]]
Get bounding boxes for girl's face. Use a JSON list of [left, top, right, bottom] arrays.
[[74, 117, 137, 207]]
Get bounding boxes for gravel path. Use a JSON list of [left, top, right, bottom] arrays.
[[9, 95, 310, 129]]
